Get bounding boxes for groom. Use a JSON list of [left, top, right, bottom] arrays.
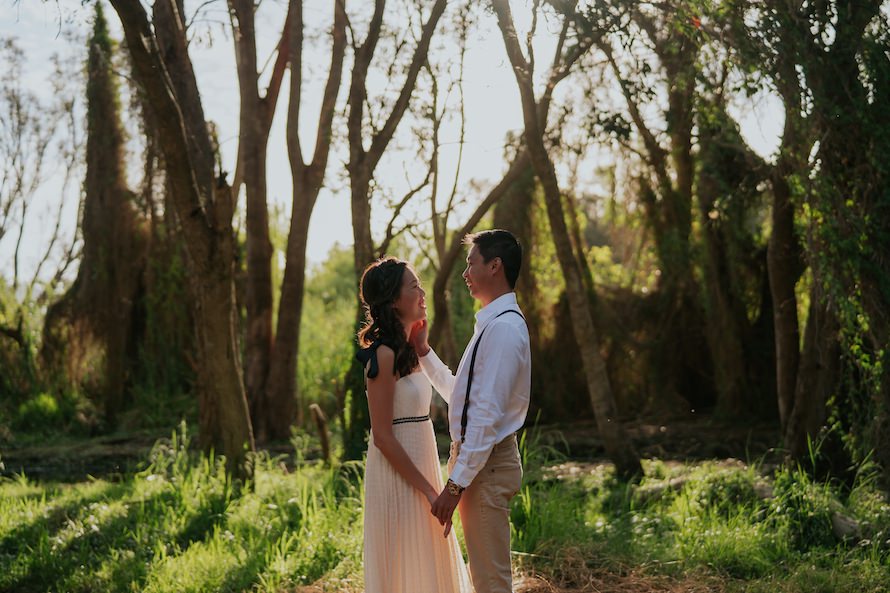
[[411, 229, 531, 593]]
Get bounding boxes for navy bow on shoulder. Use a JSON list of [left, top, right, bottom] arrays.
[[356, 340, 383, 378]]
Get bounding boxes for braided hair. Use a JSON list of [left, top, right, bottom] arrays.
[[357, 257, 419, 378]]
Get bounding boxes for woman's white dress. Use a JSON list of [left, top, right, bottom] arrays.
[[363, 371, 473, 593]]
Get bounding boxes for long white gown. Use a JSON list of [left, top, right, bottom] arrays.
[[363, 371, 473, 593]]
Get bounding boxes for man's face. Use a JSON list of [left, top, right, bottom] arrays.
[[462, 245, 495, 302]]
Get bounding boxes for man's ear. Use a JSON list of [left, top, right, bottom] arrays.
[[490, 256, 502, 275]]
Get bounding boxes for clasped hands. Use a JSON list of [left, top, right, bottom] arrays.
[[426, 486, 461, 537]]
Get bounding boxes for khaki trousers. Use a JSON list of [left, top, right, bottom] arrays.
[[448, 435, 522, 593]]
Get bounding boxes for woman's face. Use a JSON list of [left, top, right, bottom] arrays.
[[393, 267, 426, 326]]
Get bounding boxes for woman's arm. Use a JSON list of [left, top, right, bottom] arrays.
[[367, 346, 438, 505]]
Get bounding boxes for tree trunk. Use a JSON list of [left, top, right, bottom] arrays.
[[192, 224, 254, 478], [429, 285, 459, 367], [428, 150, 533, 367], [696, 188, 748, 417], [229, 0, 275, 443], [493, 164, 541, 354], [784, 285, 841, 461], [151, 1, 215, 210], [695, 108, 763, 418], [342, 0, 448, 459], [265, 209, 311, 439], [264, 0, 346, 441], [86, 6, 146, 427], [491, 0, 642, 480], [110, 0, 254, 480], [769, 163, 802, 431], [343, 177, 377, 460], [42, 4, 147, 428]]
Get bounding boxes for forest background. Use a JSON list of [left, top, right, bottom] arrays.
[[1, 0, 889, 591]]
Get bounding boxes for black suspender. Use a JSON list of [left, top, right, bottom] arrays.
[[460, 309, 525, 444]]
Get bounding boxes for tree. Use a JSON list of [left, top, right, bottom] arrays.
[[108, 0, 254, 480], [491, 0, 642, 479], [728, 0, 890, 480], [579, 2, 716, 412], [227, 0, 291, 443], [262, 0, 348, 441], [341, 0, 448, 459], [426, 149, 532, 366], [0, 37, 81, 403], [41, 4, 147, 428], [726, 0, 814, 448], [778, 1, 889, 473]]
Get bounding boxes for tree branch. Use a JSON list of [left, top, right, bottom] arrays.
[[598, 39, 671, 191], [366, 0, 447, 171], [110, 0, 212, 250], [309, 0, 347, 185]]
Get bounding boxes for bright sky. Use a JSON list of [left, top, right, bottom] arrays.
[[0, 0, 783, 289]]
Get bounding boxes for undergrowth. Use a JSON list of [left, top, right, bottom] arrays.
[[1, 424, 889, 592]]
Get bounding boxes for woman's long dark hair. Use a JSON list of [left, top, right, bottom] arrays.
[[357, 257, 419, 378]]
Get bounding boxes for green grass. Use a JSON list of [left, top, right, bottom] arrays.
[[1, 427, 889, 592], [0, 425, 363, 593], [509, 450, 890, 591]]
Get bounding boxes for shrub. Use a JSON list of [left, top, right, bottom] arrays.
[[770, 466, 838, 552], [15, 393, 63, 432]]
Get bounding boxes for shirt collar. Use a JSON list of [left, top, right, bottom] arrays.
[[474, 292, 518, 330]]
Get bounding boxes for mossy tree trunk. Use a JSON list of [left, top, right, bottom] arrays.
[[109, 0, 254, 480], [42, 4, 147, 428]]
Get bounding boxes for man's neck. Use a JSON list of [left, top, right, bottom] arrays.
[[477, 287, 512, 308]]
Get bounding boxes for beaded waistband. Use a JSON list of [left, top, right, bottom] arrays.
[[392, 414, 431, 425]]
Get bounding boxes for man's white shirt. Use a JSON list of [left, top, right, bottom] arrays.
[[419, 292, 531, 488]]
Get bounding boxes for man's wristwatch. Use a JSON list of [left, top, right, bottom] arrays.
[[445, 479, 464, 496]]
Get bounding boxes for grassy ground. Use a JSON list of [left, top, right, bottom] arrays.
[[1, 425, 889, 593]]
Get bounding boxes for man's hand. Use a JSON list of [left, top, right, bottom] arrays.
[[408, 319, 430, 356], [430, 487, 461, 537]]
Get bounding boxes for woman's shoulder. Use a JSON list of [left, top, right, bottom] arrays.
[[357, 340, 396, 379], [375, 343, 396, 361]]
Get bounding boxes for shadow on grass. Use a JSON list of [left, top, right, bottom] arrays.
[[2, 486, 232, 593], [172, 489, 231, 550], [0, 481, 130, 558], [511, 474, 659, 577]]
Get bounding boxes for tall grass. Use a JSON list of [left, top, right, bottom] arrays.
[[0, 423, 363, 593], [1, 425, 889, 592], [508, 449, 890, 591]]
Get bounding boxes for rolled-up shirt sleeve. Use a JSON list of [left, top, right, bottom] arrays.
[[418, 347, 455, 405], [449, 322, 524, 488]]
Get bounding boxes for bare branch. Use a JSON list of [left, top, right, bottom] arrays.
[[309, 0, 347, 183], [433, 148, 532, 296], [379, 158, 434, 256], [528, 0, 541, 75], [366, 0, 447, 171]]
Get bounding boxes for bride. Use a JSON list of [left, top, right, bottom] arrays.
[[357, 257, 473, 593]]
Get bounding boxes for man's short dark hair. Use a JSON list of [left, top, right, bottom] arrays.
[[463, 229, 522, 289]]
